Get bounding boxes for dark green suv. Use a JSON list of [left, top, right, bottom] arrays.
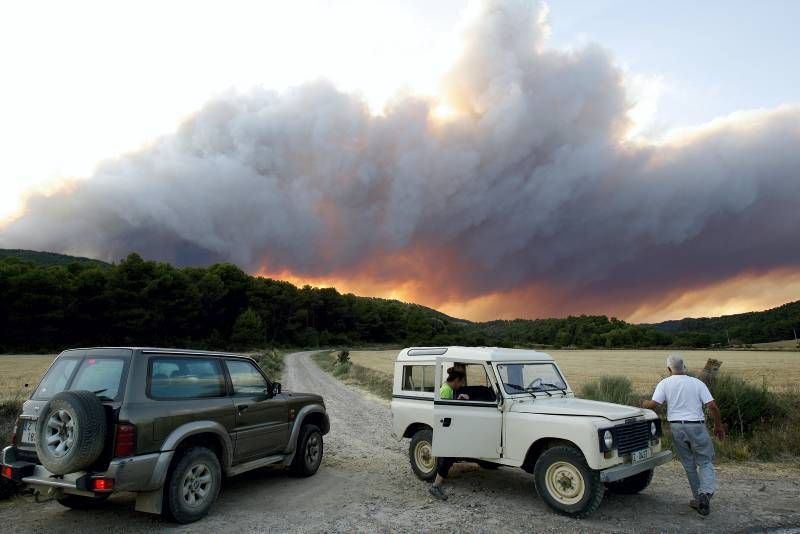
[[1, 347, 329, 523]]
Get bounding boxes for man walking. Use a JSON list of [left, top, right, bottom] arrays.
[[642, 355, 725, 516]]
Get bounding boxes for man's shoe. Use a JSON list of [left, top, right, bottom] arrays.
[[429, 484, 448, 501], [697, 493, 710, 516], [689, 499, 699, 510]]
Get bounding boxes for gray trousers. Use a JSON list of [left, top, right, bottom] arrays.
[[671, 423, 716, 497]]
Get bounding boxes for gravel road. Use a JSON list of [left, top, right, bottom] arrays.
[[1, 350, 799, 533]]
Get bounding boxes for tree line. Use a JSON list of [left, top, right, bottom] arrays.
[[0, 251, 796, 352]]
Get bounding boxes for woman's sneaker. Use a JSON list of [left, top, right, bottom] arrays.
[[429, 485, 448, 501]]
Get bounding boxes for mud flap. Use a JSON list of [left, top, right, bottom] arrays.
[[135, 487, 163, 515]]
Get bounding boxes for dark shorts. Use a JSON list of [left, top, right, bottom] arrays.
[[437, 457, 455, 478]]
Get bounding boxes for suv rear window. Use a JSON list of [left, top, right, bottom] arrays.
[[71, 358, 126, 399], [33, 358, 80, 400], [149, 357, 225, 399]]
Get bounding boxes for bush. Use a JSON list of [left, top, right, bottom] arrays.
[[332, 361, 352, 377], [255, 349, 284, 381], [336, 350, 350, 364], [580, 376, 640, 407], [710, 374, 783, 437]]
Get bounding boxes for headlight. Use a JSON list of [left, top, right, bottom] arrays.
[[651, 422, 657, 436], [603, 430, 613, 449]]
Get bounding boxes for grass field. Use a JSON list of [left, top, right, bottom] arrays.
[[0, 354, 55, 401], [348, 349, 800, 393], [752, 339, 800, 349]]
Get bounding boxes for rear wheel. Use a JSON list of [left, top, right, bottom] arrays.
[[409, 428, 437, 481], [289, 424, 323, 477], [163, 447, 221, 524], [56, 494, 109, 510], [605, 469, 654, 494], [533, 446, 604, 518]]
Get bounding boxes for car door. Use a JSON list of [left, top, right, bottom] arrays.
[[225, 359, 289, 462], [432, 357, 503, 460]]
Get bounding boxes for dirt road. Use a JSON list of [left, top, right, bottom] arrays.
[[1, 351, 799, 533]]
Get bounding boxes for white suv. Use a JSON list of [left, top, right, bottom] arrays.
[[390, 347, 672, 518]]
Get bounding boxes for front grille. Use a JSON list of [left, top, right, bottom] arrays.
[[611, 421, 651, 455]]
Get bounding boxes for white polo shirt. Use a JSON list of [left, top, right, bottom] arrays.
[[652, 374, 714, 422]]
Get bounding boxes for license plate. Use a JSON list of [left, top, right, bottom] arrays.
[[21, 420, 37, 445], [632, 448, 651, 463]]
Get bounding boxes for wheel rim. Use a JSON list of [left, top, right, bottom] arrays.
[[305, 433, 321, 468], [414, 440, 435, 473], [544, 461, 586, 505], [181, 463, 213, 507], [45, 409, 76, 458]]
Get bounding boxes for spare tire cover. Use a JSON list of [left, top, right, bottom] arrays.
[[35, 390, 108, 475]]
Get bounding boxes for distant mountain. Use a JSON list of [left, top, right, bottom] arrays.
[[650, 300, 800, 346], [0, 249, 110, 268], [0, 249, 797, 350]]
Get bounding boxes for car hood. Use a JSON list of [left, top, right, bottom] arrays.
[[509, 396, 645, 421]]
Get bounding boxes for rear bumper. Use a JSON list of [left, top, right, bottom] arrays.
[[599, 450, 672, 483], [1, 445, 173, 495]]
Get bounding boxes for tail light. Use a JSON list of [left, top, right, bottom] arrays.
[[91, 477, 114, 492], [1, 466, 12, 479], [114, 424, 136, 457]]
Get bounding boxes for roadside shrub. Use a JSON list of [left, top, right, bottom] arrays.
[[333, 361, 352, 377], [0, 398, 22, 500], [710, 374, 783, 437], [580, 376, 640, 407], [255, 349, 284, 381], [337, 350, 351, 364]]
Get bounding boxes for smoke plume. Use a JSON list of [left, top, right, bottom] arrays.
[[3, 0, 800, 320]]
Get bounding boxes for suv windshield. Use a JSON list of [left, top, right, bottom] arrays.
[[496, 363, 568, 395]]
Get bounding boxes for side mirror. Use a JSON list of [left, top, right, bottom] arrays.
[[270, 382, 282, 396]]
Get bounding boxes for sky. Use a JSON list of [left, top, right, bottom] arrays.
[[1, 0, 799, 323]]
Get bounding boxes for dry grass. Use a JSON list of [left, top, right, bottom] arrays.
[[0, 354, 55, 401], [347, 349, 800, 394]]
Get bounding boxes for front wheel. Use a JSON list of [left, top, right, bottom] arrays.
[[289, 424, 323, 477], [605, 468, 653, 494], [408, 428, 437, 481], [163, 447, 222, 524], [533, 446, 604, 518]]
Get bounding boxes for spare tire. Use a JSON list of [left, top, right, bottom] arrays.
[[35, 391, 107, 475]]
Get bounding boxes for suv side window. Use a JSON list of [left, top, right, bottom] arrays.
[[149, 357, 225, 399], [402, 365, 435, 392], [225, 360, 268, 396]]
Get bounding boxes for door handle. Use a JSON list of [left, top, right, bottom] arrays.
[[440, 417, 451, 427], [237, 404, 249, 413]]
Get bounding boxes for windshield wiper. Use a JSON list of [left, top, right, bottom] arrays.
[[528, 387, 552, 397], [541, 383, 568, 396], [92, 388, 113, 401]]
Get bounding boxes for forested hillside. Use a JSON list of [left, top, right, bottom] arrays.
[[0, 250, 796, 352], [652, 301, 800, 346]]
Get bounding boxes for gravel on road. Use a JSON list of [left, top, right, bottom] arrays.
[[1, 350, 798, 533]]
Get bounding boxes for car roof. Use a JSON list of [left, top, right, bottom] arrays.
[[59, 347, 249, 358], [396, 346, 554, 363]]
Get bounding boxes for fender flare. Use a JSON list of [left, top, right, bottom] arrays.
[[283, 404, 328, 458], [149, 420, 235, 487]]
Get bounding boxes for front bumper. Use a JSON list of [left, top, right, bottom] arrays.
[[599, 450, 672, 483], [1, 445, 172, 495]]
